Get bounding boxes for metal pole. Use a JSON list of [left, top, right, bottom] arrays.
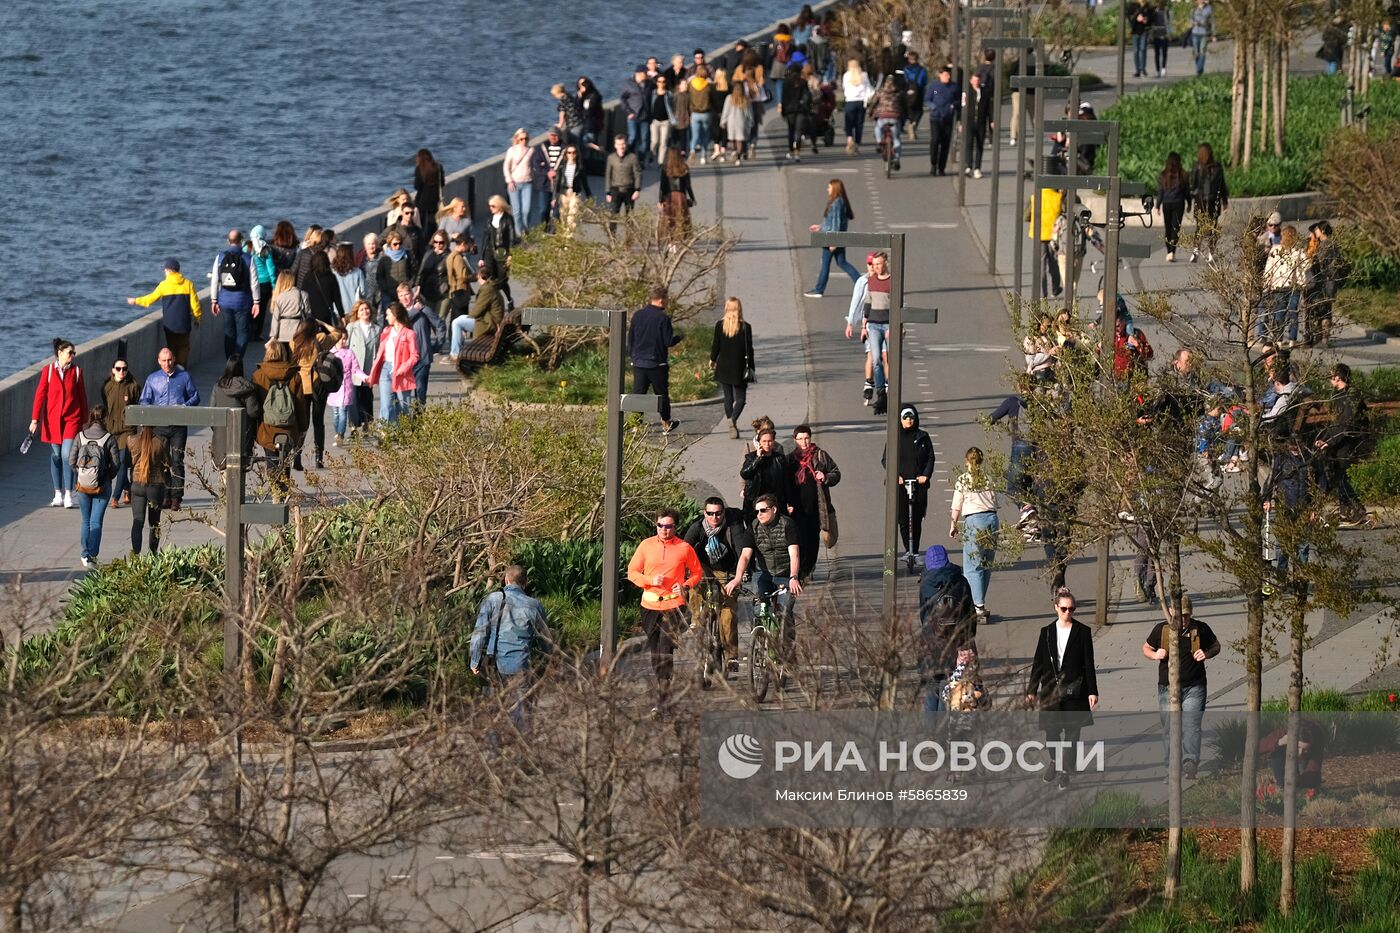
[[957, 10, 970, 204], [1064, 83, 1080, 315], [882, 234, 907, 710], [1117, 0, 1127, 101], [1096, 135, 1121, 628], [1031, 81, 1046, 309], [601, 311, 625, 673], [223, 407, 244, 933], [988, 20, 1009, 276], [1013, 44, 1028, 302]]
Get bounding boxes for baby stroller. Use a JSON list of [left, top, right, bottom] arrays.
[[809, 82, 837, 148]]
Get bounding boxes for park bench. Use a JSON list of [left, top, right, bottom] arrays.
[[1300, 398, 1400, 429], [455, 311, 521, 374]]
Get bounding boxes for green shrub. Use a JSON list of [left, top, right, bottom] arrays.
[[1350, 434, 1400, 504], [1098, 75, 1400, 197], [1351, 366, 1400, 403]]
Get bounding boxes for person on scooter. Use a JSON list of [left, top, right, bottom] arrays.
[[883, 405, 935, 572]]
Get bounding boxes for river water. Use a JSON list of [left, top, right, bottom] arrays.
[[0, 0, 798, 377]]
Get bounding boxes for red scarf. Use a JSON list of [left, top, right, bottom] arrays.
[[794, 443, 818, 485]]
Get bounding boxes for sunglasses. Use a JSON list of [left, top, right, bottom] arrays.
[[656, 522, 676, 530], [1056, 605, 1075, 612], [113, 365, 128, 372], [432, 240, 446, 246], [705, 510, 723, 517], [757, 507, 775, 514]]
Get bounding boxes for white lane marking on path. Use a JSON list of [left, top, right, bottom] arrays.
[[797, 167, 860, 173], [920, 345, 1010, 352], [465, 844, 576, 864], [885, 222, 961, 229]]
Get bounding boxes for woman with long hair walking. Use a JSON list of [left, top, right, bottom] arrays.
[[950, 447, 1001, 623], [30, 337, 88, 508], [1158, 152, 1189, 262], [710, 296, 755, 439], [804, 179, 861, 297]]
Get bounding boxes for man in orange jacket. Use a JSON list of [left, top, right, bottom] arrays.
[[627, 506, 703, 712]]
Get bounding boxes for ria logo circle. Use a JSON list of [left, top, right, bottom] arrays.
[[717, 733, 764, 779]]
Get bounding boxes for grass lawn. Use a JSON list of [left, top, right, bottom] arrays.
[[1338, 286, 1400, 336], [474, 323, 719, 406]]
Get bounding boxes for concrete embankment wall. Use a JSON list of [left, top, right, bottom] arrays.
[[0, 1, 842, 452]]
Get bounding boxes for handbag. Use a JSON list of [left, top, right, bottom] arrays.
[[816, 474, 839, 549]]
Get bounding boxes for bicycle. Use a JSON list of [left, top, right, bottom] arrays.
[[739, 584, 792, 703], [880, 120, 897, 179], [693, 578, 726, 690]]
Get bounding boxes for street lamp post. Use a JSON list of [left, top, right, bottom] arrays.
[[125, 403, 288, 931], [520, 307, 660, 673], [809, 232, 937, 707]]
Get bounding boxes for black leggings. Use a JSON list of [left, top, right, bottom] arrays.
[[721, 381, 747, 424], [302, 388, 328, 455], [898, 483, 929, 555], [786, 114, 808, 151], [1162, 200, 1186, 254], [129, 482, 165, 554]]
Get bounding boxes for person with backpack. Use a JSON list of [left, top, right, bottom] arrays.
[[210, 354, 260, 464], [269, 271, 310, 344], [900, 50, 929, 139], [917, 545, 976, 712], [68, 403, 121, 569], [780, 67, 813, 161], [126, 258, 202, 368], [100, 356, 141, 510], [29, 338, 89, 509], [291, 319, 343, 470], [1314, 363, 1370, 528], [210, 230, 259, 362], [252, 340, 306, 485], [127, 426, 170, 555], [137, 347, 200, 511]]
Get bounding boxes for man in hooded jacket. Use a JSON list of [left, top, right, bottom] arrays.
[[918, 544, 976, 710], [882, 405, 935, 568]]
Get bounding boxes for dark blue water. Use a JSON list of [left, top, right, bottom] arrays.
[[0, 0, 797, 377]]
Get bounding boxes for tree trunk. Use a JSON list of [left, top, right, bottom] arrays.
[[1257, 41, 1270, 156], [1243, 40, 1256, 169], [1163, 540, 1185, 902], [1230, 31, 1247, 164], [1276, 41, 1289, 155], [1280, 601, 1306, 915]]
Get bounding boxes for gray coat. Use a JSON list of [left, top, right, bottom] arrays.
[[270, 287, 310, 344]]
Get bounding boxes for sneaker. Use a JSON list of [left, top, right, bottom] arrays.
[[726, 659, 740, 677], [893, 159, 900, 171], [333, 434, 343, 447], [727, 420, 739, 439], [80, 556, 92, 570], [1205, 251, 1215, 264], [972, 169, 982, 179], [964, 167, 973, 176], [1008, 137, 1017, 147], [699, 154, 707, 165], [793, 153, 801, 163], [315, 453, 325, 469], [1224, 460, 1242, 474], [1166, 251, 1175, 263], [803, 291, 824, 298], [1015, 506, 1037, 528], [50, 491, 63, 507], [1041, 768, 1057, 784], [1057, 772, 1071, 790], [661, 420, 680, 435], [1238, 450, 1249, 462], [975, 605, 990, 623], [863, 381, 874, 402], [1338, 515, 1365, 529], [1190, 250, 1199, 264], [1118, 510, 1137, 523], [1183, 760, 1198, 780], [122, 490, 130, 506], [63, 490, 75, 509]]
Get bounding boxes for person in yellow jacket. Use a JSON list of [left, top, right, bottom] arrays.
[[126, 258, 203, 367], [627, 506, 703, 711], [1027, 186, 1065, 299]]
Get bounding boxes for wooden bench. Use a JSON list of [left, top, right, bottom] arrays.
[[1301, 398, 1400, 428], [456, 311, 520, 373]]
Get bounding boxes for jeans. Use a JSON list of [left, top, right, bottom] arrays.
[[843, 101, 865, 144], [812, 247, 861, 294], [650, 120, 671, 161], [48, 438, 76, 491], [450, 315, 476, 356], [378, 366, 411, 423], [865, 322, 890, 392], [690, 112, 712, 153], [1157, 681, 1206, 767], [1133, 34, 1149, 75], [533, 186, 553, 230], [413, 360, 431, 405], [1257, 291, 1298, 341], [111, 446, 132, 503], [632, 364, 672, 423], [223, 305, 254, 360], [129, 481, 164, 553], [77, 485, 110, 560], [1192, 33, 1209, 74], [626, 115, 647, 157], [332, 405, 350, 437], [753, 568, 796, 653], [156, 426, 187, 499], [508, 184, 533, 234], [874, 117, 902, 158], [1325, 59, 1339, 75], [962, 511, 999, 608]]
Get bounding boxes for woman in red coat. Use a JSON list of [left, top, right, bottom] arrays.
[[29, 338, 89, 508]]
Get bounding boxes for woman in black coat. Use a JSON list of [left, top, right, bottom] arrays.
[[1026, 587, 1100, 788], [710, 296, 755, 438], [304, 248, 344, 325], [482, 194, 518, 310]]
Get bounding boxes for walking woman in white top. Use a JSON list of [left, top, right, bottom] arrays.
[[950, 446, 1000, 622], [841, 59, 874, 154]]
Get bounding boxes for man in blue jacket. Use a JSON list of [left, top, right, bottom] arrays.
[[211, 230, 259, 362], [924, 66, 961, 176], [138, 346, 201, 510], [620, 66, 650, 163], [629, 285, 683, 435], [471, 565, 553, 732], [899, 50, 929, 139]]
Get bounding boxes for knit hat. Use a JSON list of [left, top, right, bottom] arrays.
[[163, 258, 180, 272], [924, 545, 949, 571]]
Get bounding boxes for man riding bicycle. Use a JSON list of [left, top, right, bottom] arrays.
[[750, 492, 803, 651], [683, 496, 755, 674], [869, 74, 906, 171]]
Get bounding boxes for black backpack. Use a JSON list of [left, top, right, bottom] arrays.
[[218, 249, 250, 292], [314, 349, 344, 390]]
